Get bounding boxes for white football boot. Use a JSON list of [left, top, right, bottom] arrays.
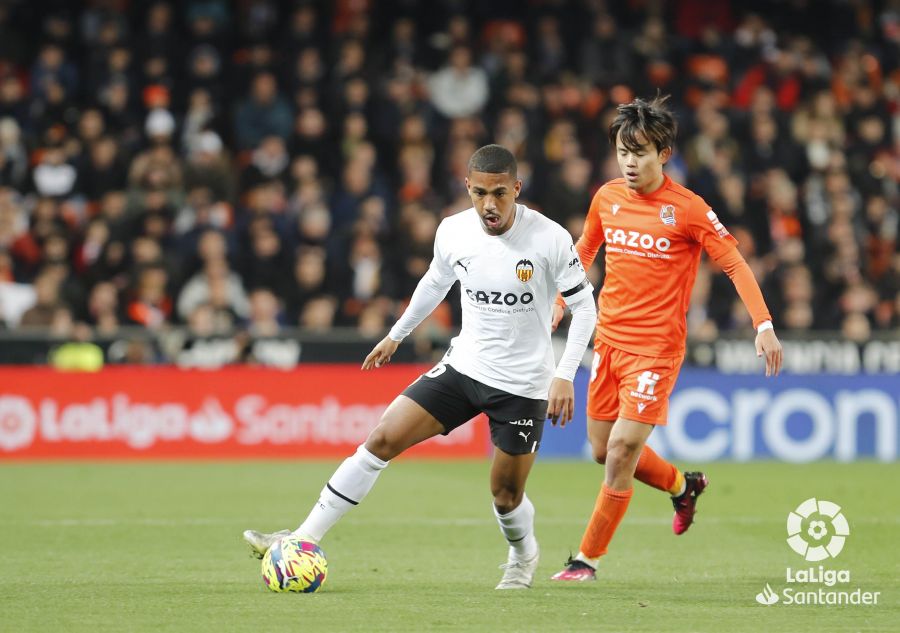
[[495, 547, 540, 590], [242, 529, 292, 559]]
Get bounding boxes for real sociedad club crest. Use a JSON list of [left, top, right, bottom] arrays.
[[660, 204, 676, 226], [515, 259, 534, 282]]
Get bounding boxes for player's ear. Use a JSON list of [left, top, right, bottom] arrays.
[[659, 147, 672, 165], [514, 179, 522, 197]]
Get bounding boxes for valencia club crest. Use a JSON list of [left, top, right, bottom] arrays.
[[515, 259, 534, 282]]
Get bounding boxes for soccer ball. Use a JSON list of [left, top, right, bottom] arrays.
[[261, 537, 328, 593]]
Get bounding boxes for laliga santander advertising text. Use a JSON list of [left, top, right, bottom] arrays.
[[0, 366, 489, 459], [2, 366, 897, 461]]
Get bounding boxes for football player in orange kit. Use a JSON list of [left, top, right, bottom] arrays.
[[550, 95, 783, 581]]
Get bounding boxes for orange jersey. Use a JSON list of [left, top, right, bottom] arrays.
[[572, 175, 771, 357]]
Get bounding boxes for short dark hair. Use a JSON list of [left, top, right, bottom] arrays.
[[608, 94, 677, 154], [467, 144, 517, 178]]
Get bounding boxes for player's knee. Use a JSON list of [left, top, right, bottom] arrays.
[[491, 484, 524, 515], [605, 436, 641, 466], [364, 424, 397, 461], [591, 443, 608, 464]]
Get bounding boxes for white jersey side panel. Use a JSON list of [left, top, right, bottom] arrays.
[[435, 205, 591, 399]]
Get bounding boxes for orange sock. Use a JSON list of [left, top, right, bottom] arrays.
[[634, 445, 683, 495], [579, 484, 633, 559]]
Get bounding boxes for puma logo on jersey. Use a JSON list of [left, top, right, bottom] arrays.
[[612, 204, 620, 215], [519, 431, 531, 442], [454, 258, 470, 274]]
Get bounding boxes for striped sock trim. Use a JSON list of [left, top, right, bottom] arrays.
[[326, 482, 358, 505]]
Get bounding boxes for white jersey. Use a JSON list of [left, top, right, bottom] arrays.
[[390, 204, 593, 399]]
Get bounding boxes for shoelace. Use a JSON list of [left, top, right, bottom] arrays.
[[498, 561, 527, 570]]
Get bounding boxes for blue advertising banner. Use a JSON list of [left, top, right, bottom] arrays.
[[539, 368, 899, 462]]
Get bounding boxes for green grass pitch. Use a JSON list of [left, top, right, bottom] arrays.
[[1, 460, 897, 632]]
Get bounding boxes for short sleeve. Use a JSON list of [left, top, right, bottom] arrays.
[[552, 227, 593, 306]]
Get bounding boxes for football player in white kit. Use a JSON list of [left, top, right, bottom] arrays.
[[244, 145, 597, 589]]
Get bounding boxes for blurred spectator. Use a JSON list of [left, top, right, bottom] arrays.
[[178, 256, 249, 324], [19, 268, 66, 328], [124, 264, 171, 329], [428, 45, 489, 119], [183, 130, 233, 203], [78, 135, 128, 202], [0, 118, 27, 190], [175, 302, 240, 369], [242, 135, 289, 190], [289, 107, 338, 176], [541, 156, 593, 228], [580, 14, 634, 88], [284, 246, 328, 324], [33, 146, 77, 198], [175, 185, 232, 240], [234, 72, 293, 150], [299, 294, 337, 331], [245, 287, 282, 337], [83, 280, 121, 335]]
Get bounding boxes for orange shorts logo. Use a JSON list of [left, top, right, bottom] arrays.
[[587, 343, 683, 424]]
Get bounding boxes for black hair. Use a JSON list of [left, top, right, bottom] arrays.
[[467, 144, 517, 178], [608, 94, 677, 154]]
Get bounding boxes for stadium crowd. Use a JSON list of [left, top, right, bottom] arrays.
[[0, 0, 897, 364]]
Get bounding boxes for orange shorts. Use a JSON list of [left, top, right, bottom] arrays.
[[587, 341, 684, 425]]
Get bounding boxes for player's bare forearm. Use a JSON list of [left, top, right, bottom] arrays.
[[362, 336, 400, 370], [547, 377, 575, 427], [755, 329, 783, 377]]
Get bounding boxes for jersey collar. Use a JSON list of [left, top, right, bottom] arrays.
[[628, 174, 671, 200]]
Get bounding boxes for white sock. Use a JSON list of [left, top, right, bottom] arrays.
[[575, 551, 599, 569], [295, 445, 388, 542], [493, 494, 538, 562]]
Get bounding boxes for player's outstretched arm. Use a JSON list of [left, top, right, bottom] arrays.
[[362, 335, 400, 370], [755, 328, 783, 377], [381, 251, 457, 349]]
